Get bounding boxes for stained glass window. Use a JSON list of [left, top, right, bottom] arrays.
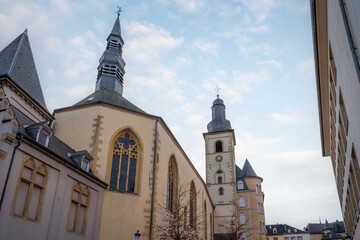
[[189, 181, 197, 228], [110, 131, 139, 193]]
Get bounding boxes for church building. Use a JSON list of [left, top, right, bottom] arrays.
[[0, 10, 265, 240]]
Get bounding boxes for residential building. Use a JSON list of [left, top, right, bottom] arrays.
[[310, 0, 360, 238], [0, 30, 106, 240], [305, 220, 345, 240], [266, 224, 310, 240]]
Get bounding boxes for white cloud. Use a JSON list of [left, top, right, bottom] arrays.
[[175, 0, 205, 13], [247, 25, 270, 33], [241, 0, 279, 22], [258, 59, 283, 70], [298, 58, 315, 73], [268, 111, 309, 124], [124, 21, 184, 63], [193, 40, 218, 57], [176, 56, 193, 66]]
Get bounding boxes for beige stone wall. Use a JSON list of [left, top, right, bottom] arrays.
[[204, 131, 236, 235], [236, 176, 265, 240], [54, 104, 214, 240]]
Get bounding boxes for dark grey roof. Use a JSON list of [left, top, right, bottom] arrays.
[[236, 165, 245, 179], [12, 106, 105, 185], [305, 221, 345, 234], [55, 90, 147, 114], [107, 15, 123, 43], [242, 159, 257, 177], [266, 224, 306, 235], [207, 96, 232, 133], [0, 30, 48, 112]]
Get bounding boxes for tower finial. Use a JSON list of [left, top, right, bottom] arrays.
[[214, 84, 221, 98], [116, 6, 122, 16]]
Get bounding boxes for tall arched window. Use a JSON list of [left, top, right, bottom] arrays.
[[189, 181, 197, 228], [238, 196, 245, 207], [167, 156, 178, 211], [12, 158, 48, 221], [215, 170, 225, 184], [215, 141, 223, 152], [240, 213, 246, 225], [219, 187, 224, 196], [203, 201, 207, 239], [109, 130, 139, 193]]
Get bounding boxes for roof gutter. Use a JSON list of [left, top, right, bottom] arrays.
[[0, 134, 23, 210], [149, 118, 159, 240], [310, 0, 326, 156]]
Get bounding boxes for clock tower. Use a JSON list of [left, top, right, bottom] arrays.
[[203, 95, 236, 235]]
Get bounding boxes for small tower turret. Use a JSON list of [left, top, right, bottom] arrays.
[[95, 7, 126, 95]]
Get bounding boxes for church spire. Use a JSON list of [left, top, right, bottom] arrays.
[[207, 94, 232, 133], [95, 7, 126, 95]]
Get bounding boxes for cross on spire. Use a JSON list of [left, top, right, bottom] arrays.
[[215, 84, 221, 98], [116, 6, 122, 16]]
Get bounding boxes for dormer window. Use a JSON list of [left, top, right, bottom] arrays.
[[81, 158, 90, 172], [25, 122, 53, 147], [69, 151, 93, 173]]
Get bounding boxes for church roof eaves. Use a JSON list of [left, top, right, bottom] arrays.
[[12, 106, 107, 187]]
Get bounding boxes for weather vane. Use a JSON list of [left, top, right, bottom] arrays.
[[116, 6, 122, 16], [214, 84, 221, 98]]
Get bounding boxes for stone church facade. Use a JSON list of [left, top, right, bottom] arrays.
[[0, 12, 265, 240]]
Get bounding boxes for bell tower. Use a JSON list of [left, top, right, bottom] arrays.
[[204, 94, 236, 235]]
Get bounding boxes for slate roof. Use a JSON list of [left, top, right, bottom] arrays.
[[236, 165, 245, 179], [266, 224, 306, 235], [55, 89, 147, 115], [12, 106, 105, 185], [305, 221, 345, 234], [0, 30, 48, 113], [242, 159, 257, 177], [207, 96, 232, 133], [107, 15, 124, 43], [214, 234, 230, 240]]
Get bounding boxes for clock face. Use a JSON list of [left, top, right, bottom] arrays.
[[215, 155, 223, 162]]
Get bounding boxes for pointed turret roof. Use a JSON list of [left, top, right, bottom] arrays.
[[107, 15, 123, 43], [242, 159, 258, 177], [0, 30, 48, 112]]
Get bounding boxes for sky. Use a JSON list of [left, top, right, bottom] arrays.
[[0, 0, 343, 230]]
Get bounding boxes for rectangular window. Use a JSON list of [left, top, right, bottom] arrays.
[[297, 237, 303, 240], [285, 237, 289, 240], [12, 158, 47, 222], [67, 182, 90, 235]]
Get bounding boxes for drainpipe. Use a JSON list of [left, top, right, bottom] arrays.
[[0, 134, 23, 210], [149, 118, 159, 240]]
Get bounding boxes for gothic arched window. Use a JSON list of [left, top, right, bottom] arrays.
[[218, 176, 223, 184], [189, 181, 197, 228], [203, 201, 207, 239], [109, 130, 139, 193], [215, 141, 223, 152], [219, 187, 224, 196], [167, 156, 178, 211]]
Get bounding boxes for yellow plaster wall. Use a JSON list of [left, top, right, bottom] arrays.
[[54, 104, 213, 240], [236, 176, 265, 240]]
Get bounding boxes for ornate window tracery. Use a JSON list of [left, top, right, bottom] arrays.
[[110, 130, 139, 193], [167, 156, 178, 211], [67, 182, 90, 235], [12, 158, 48, 222]]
